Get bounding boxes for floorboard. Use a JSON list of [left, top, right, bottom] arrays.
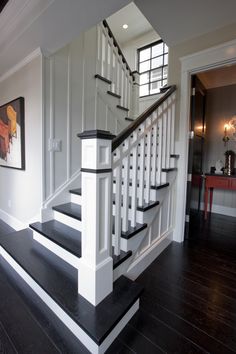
[[1, 211, 236, 353]]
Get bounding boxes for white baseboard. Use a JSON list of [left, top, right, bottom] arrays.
[[0, 209, 25, 231], [127, 230, 173, 280], [191, 201, 236, 218]]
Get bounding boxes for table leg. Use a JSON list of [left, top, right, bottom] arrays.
[[210, 188, 213, 214], [204, 186, 208, 220]]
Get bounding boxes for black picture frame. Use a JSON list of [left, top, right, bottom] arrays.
[[0, 97, 25, 170]]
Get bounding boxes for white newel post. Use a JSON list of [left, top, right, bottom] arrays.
[[131, 71, 140, 118], [77, 130, 115, 306]]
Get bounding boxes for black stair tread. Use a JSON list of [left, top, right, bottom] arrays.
[[30, 220, 131, 269], [53, 202, 81, 220], [121, 222, 147, 240], [170, 154, 179, 158], [151, 182, 169, 190], [30, 220, 82, 258], [117, 105, 129, 112], [0, 229, 142, 345], [137, 200, 160, 212], [125, 117, 134, 121], [69, 188, 81, 196], [94, 74, 112, 85], [112, 249, 132, 270], [107, 91, 121, 99], [162, 168, 177, 172], [0, 260, 60, 354]]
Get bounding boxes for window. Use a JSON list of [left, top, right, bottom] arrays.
[[138, 40, 168, 97]]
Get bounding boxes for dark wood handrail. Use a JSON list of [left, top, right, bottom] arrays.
[[112, 85, 176, 151], [103, 20, 135, 81]]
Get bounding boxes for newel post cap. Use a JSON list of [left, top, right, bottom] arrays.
[[77, 130, 116, 140]]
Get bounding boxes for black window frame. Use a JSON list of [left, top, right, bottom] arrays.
[[138, 39, 168, 97]]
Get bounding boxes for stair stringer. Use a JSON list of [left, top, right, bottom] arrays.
[[41, 169, 81, 222], [113, 174, 177, 281]]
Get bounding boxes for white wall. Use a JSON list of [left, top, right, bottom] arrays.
[[121, 30, 160, 72], [0, 55, 42, 228], [44, 26, 128, 202], [168, 21, 236, 139]]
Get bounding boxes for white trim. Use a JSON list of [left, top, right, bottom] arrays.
[[53, 211, 82, 232], [191, 201, 236, 218], [127, 230, 173, 280], [32, 230, 80, 269], [0, 209, 24, 231], [0, 245, 140, 354], [0, 48, 42, 83], [174, 38, 236, 243]]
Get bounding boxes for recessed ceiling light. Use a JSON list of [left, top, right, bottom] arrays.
[[122, 24, 128, 29]]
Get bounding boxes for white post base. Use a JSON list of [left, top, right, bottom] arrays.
[[78, 257, 113, 306]]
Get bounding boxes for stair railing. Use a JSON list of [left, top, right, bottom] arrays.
[[112, 85, 177, 256], [96, 20, 138, 116]]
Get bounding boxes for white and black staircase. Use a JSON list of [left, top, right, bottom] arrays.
[[0, 19, 178, 354]]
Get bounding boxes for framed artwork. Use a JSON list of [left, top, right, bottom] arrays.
[[0, 97, 25, 170]]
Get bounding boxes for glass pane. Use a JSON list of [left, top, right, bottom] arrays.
[[163, 66, 168, 79], [139, 48, 151, 62], [140, 84, 149, 96], [151, 68, 162, 82], [164, 54, 168, 65], [150, 81, 162, 94], [164, 43, 168, 53], [162, 79, 167, 87], [152, 43, 163, 57], [139, 60, 150, 73], [140, 72, 149, 85], [151, 56, 163, 69]]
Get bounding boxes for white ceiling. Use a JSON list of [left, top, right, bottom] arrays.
[[134, 0, 236, 46], [197, 65, 236, 90], [107, 2, 154, 45], [2, 0, 236, 78], [0, 0, 130, 78]]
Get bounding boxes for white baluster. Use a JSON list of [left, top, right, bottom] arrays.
[[170, 94, 176, 155], [145, 129, 151, 204], [151, 121, 158, 187], [138, 130, 145, 207], [131, 133, 138, 228], [166, 98, 171, 169], [162, 102, 168, 169], [122, 139, 130, 232], [97, 25, 102, 76], [114, 157, 122, 256], [157, 114, 163, 185]]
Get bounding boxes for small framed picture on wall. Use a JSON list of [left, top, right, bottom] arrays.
[[0, 97, 25, 170]]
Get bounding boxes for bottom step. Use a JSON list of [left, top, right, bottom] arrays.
[[0, 229, 142, 353]]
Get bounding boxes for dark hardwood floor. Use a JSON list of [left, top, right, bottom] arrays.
[[0, 212, 236, 353], [108, 211, 236, 353]]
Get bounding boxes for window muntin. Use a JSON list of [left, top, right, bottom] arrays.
[[138, 40, 168, 97]]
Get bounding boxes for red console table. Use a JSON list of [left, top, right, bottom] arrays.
[[204, 174, 236, 220]]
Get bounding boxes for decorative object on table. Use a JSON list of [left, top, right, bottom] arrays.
[[0, 97, 25, 170], [223, 124, 230, 146], [215, 160, 224, 174], [229, 116, 236, 141], [210, 166, 216, 174], [224, 150, 235, 176]]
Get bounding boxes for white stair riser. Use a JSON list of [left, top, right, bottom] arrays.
[[0, 246, 139, 354], [53, 211, 82, 232], [114, 169, 168, 184], [32, 230, 80, 269], [112, 228, 146, 253], [70, 193, 82, 205]]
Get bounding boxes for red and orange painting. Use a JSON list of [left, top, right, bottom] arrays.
[[0, 97, 25, 170]]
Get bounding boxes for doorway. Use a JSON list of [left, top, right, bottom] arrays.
[[185, 64, 236, 240]]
